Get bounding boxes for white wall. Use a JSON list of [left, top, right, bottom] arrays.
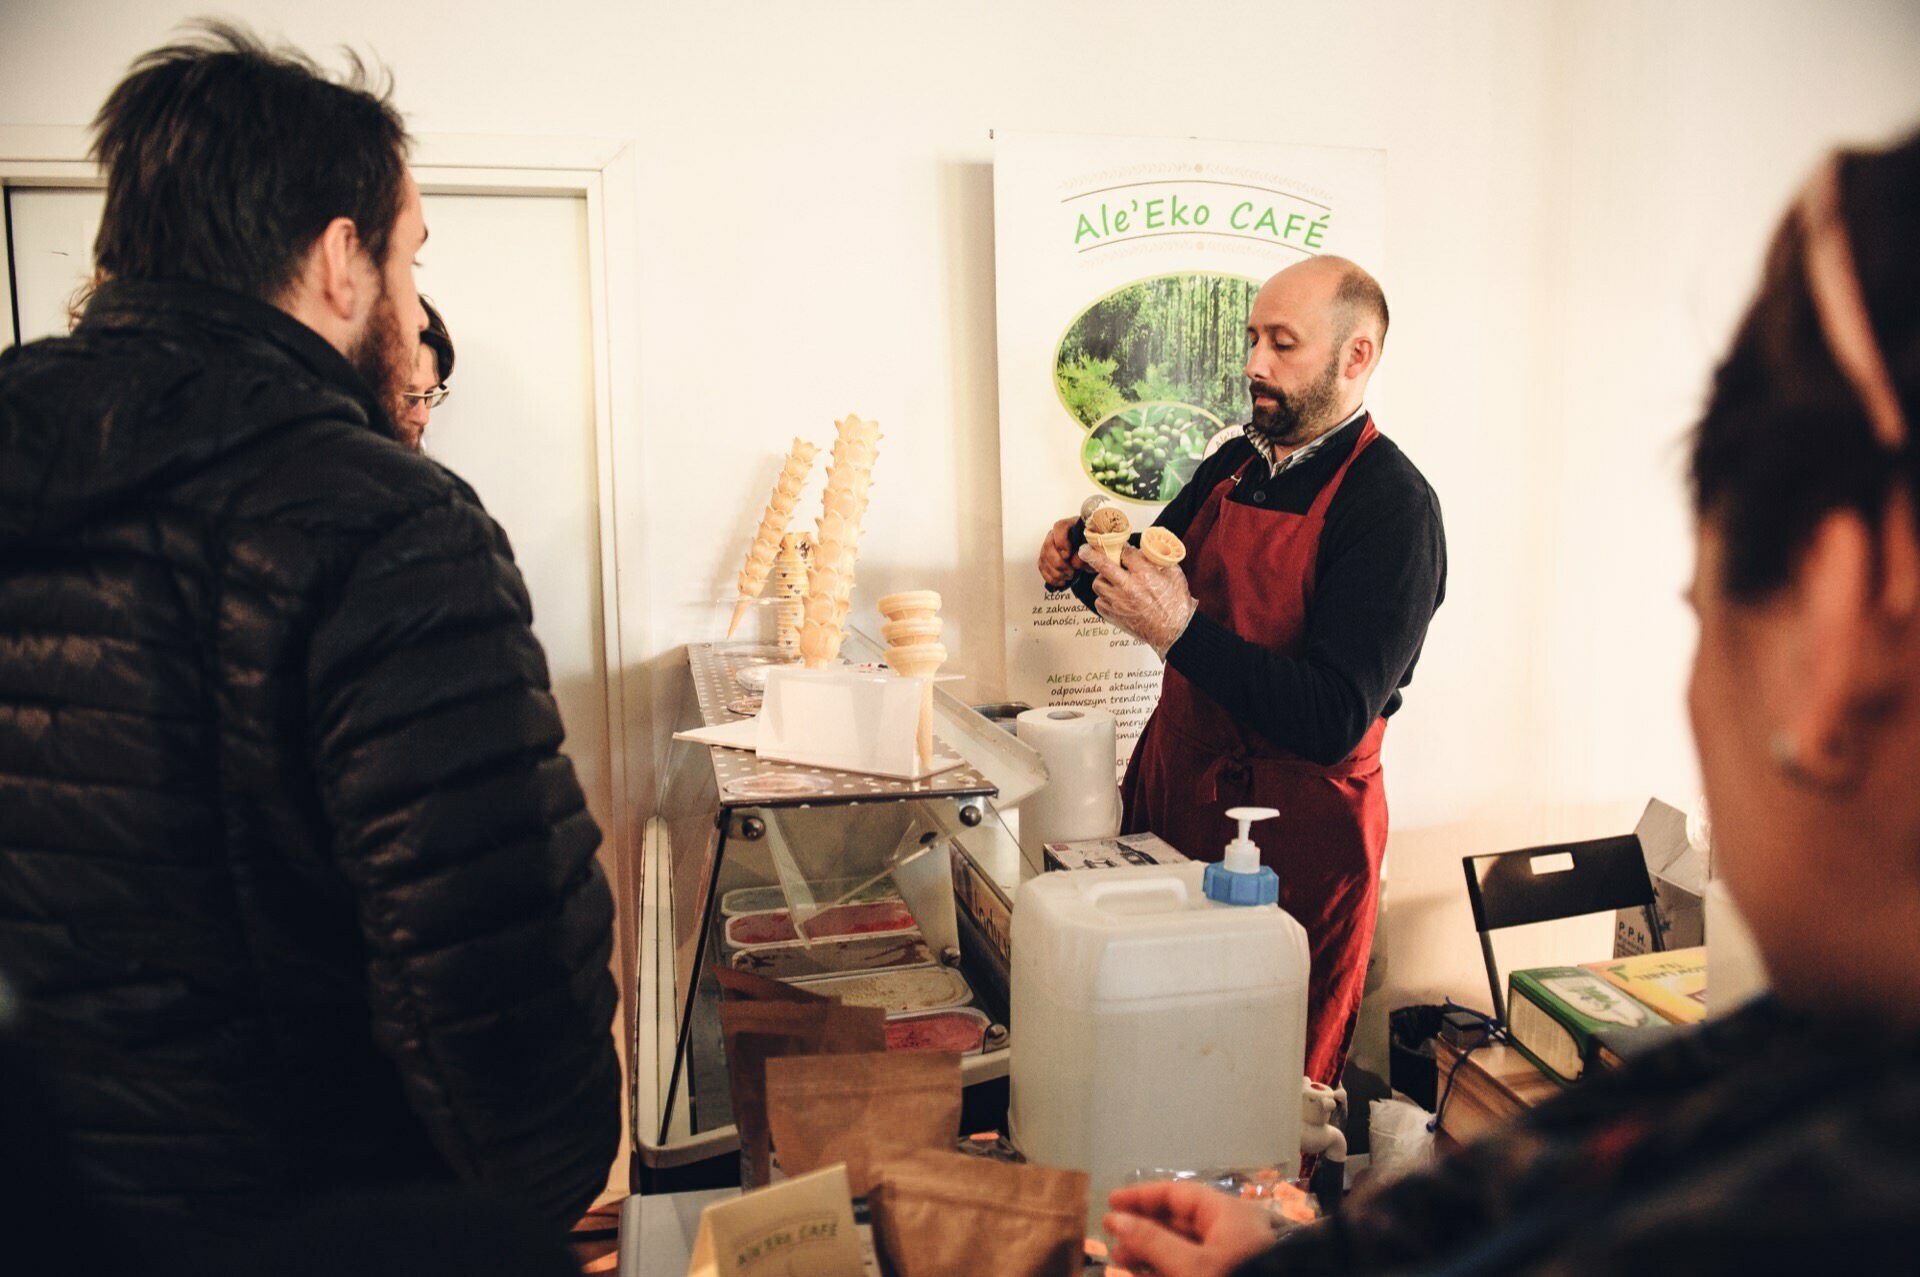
[[6, 0, 1919, 1065]]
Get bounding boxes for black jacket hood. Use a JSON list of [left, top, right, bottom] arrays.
[[0, 279, 399, 542]]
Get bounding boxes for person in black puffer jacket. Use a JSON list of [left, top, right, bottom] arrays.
[[0, 24, 619, 1246]]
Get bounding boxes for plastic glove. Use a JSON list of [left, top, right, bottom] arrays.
[[1086, 543, 1198, 659], [1104, 1181, 1279, 1277]]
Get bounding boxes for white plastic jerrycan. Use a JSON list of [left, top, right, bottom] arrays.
[[1008, 809, 1309, 1237]]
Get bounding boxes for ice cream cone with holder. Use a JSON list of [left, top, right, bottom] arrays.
[[729, 437, 819, 638], [770, 533, 811, 657]]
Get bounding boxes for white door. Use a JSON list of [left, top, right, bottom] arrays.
[[411, 191, 613, 859], [6, 185, 103, 336]]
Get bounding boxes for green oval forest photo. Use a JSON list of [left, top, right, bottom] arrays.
[[1055, 271, 1258, 504]]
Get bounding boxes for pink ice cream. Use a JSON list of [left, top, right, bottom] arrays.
[[725, 900, 917, 948], [886, 1012, 988, 1054]]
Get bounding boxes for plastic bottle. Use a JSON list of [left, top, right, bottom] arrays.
[[1009, 812, 1309, 1236]]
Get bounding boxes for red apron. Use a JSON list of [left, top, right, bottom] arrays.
[[1122, 418, 1388, 1088]]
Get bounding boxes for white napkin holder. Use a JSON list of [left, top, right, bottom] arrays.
[[759, 665, 951, 779]]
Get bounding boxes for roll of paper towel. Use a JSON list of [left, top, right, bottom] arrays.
[[1015, 706, 1123, 866]]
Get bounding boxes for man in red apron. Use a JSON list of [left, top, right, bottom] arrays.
[[1038, 257, 1446, 1087]]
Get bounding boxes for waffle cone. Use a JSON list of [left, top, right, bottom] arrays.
[[732, 437, 821, 609], [876, 590, 941, 621], [1140, 526, 1187, 567], [882, 617, 943, 646]]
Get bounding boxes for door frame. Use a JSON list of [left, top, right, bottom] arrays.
[[0, 125, 651, 1195]]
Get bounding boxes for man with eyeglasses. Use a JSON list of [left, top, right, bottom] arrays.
[[398, 295, 455, 449]]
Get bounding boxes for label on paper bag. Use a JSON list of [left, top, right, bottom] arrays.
[[688, 1164, 865, 1277]]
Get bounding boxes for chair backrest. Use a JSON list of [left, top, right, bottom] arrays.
[[1461, 834, 1659, 1023]]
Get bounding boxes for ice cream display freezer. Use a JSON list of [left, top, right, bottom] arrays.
[[632, 634, 1042, 1188]]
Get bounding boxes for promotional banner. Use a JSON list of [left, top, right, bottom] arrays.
[[994, 130, 1387, 771]]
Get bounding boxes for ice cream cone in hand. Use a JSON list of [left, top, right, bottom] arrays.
[[1140, 526, 1186, 567], [1081, 504, 1132, 566], [1082, 530, 1130, 563]]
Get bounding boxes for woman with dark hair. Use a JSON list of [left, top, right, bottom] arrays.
[[1104, 127, 1920, 1276], [399, 295, 455, 450]]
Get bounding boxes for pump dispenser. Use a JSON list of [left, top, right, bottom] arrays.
[[1203, 806, 1281, 906]]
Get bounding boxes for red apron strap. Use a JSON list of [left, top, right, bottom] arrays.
[[1303, 417, 1377, 523]]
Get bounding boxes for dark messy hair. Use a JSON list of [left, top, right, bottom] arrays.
[[1691, 129, 1920, 600], [89, 20, 411, 304], [418, 296, 455, 383]]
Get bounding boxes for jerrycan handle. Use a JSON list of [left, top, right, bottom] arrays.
[[1084, 877, 1189, 912]]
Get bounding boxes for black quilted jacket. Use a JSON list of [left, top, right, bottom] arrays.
[[0, 281, 620, 1232]]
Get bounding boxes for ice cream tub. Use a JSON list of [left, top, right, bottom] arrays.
[[729, 934, 934, 982], [791, 966, 973, 1015], [885, 1007, 992, 1056], [720, 878, 901, 918], [723, 900, 918, 949]]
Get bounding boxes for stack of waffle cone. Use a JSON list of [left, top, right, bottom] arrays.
[[1081, 503, 1132, 565], [730, 438, 820, 638], [771, 533, 811, 656], [879, 591, 945, 769], [800, 414, 881, 667]]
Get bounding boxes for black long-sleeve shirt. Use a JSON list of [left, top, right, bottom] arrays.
[[1070, 416, 1446, 765]]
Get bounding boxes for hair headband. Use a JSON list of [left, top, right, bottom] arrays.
[[1798, 154, 1909, 452]]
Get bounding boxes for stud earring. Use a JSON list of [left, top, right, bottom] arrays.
[[1770, 729, 1812, 783]]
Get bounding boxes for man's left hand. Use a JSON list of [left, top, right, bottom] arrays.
[[1086, 542, 1198, 659], [1104, 1181, 1278, 1277]]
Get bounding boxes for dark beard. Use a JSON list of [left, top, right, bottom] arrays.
[[349, 287, 408, 436], [1246, 349, 1343, 449]]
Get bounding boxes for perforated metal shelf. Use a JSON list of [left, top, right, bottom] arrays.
[[689, 642, 996, 808]]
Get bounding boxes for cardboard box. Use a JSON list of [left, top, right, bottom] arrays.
[[1614, 798, 1706, 958], [1042, 832, 1189, 873]]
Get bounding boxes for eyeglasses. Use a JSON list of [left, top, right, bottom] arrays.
[[401, 385, 451, 410]]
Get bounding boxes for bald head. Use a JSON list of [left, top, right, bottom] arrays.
[[1263, 255, 1388, 348], [1244, 256, 1389, 447]]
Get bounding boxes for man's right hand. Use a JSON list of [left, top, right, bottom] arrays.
[[1038, 517, 1080, 589]]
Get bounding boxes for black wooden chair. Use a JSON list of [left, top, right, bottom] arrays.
[[1461, 835, 1661, 1024]]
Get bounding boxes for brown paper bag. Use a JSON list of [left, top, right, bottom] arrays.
[[713, 964, 830, 1003], [718, 999, 887, 1188], [868, 1149, 1088, 1277], [765, 1051, 962, 1195]]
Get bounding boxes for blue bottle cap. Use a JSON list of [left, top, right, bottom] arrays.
[[1203, 860, 1280, 907]]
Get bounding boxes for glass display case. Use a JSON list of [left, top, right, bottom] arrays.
[[633, 632, 1041, 1185]]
